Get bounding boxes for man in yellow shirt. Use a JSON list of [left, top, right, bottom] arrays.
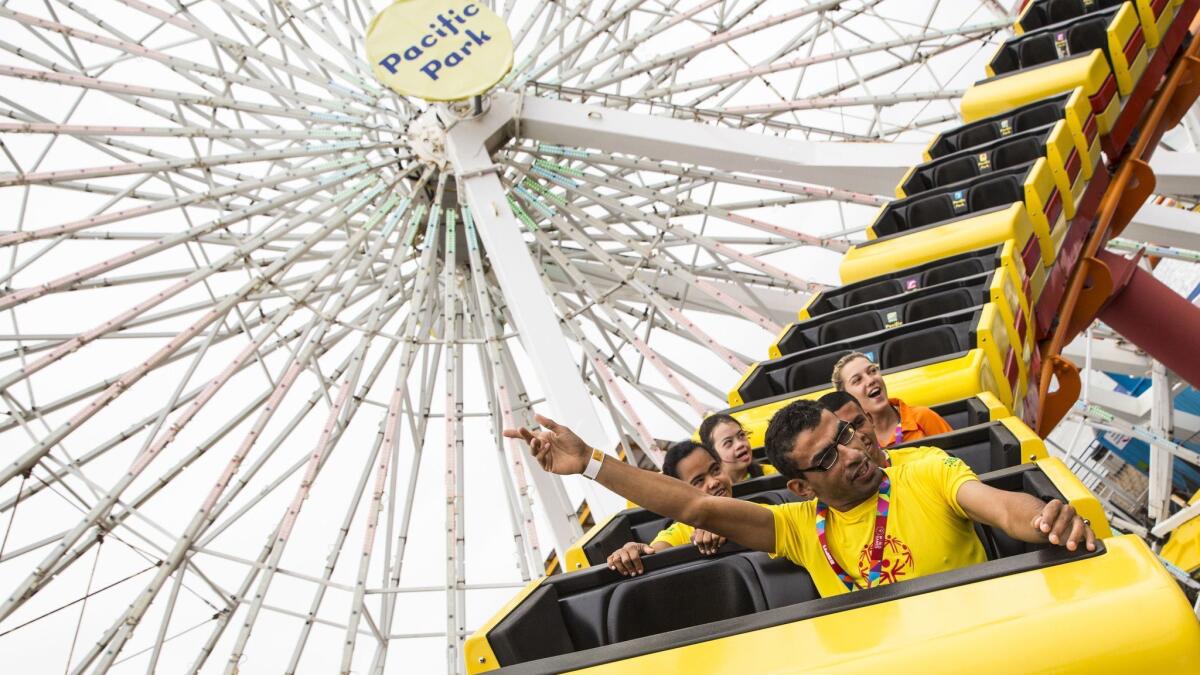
[[818, 391, 947, 469], [505, 400, 1095, 598], [607, 440, 737, 575]]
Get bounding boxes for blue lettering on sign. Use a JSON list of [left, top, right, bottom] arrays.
[[377, 3, 495, 82]]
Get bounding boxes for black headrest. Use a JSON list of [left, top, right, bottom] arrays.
[[784, 350, 850, 393], [845, 279, 903, 305], [903, 289, 976, 323], [881, 326, 961, 369], [921, 258, 986, 286], [817, 312, 884, 344]]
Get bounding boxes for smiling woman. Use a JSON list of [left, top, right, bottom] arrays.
[[832, 351, 953, 448]]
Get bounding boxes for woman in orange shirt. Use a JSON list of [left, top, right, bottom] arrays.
[[831, 352, 952, 448]]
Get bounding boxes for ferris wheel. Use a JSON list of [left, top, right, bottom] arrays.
[[0, 1, 1197, 673]]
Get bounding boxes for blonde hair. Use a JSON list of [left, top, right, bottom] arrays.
[[831, 351, 873, 391]]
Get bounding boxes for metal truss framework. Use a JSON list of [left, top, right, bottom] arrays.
[[0, 1, 1196, 673]]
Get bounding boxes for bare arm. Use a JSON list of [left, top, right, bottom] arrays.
[[956, 480, 1096, 552], [503, 414, 776, 553]]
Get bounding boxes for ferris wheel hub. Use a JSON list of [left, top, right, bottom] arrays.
[[406, 108, 450, 169]]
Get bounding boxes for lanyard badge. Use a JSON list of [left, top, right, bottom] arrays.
[[816, 475, 892, 591]]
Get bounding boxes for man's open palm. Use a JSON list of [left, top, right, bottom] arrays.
[[502, 414, 591, 475]]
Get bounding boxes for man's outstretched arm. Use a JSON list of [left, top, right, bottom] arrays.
[[956, 480, 1097, 552], [503, 414, 776, 553]]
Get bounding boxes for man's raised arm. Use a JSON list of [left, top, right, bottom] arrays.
[[503, 414, 776, 553]]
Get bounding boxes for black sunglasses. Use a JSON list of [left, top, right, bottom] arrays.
[[797, 420, 855, 473]]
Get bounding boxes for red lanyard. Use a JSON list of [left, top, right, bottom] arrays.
[[815, 475, 892, 592]]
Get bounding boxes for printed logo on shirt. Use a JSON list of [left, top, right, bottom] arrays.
[[857, 535, 914, 585]]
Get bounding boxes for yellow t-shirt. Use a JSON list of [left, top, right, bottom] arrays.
[[887, 445, 947, 466], [651, 520, 694, 548], [768, 453, 985, 597], [741, 462, 780, 481]]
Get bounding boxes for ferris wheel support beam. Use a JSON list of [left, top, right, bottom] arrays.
[[509, 93, 1200, 201], [445, 100, 627, 539]]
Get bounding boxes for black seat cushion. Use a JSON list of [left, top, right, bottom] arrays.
[[903, 289, 976, 322], [881, 326, 961, 369], [817, 312, 884, 344], [845, 279, 903, 306], [921, 258, 985, 286], [605, 556, 767, 643]]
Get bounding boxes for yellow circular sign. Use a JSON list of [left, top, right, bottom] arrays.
[[366, 0, 514, 102]]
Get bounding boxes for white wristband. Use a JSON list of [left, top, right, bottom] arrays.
[[582, 447, 605, 480]]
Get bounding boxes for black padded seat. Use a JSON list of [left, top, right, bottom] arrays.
[[921, 258, 985, 286], [817, 312, 884, 344], [770, 350, 849, 395], [845, 279, 903, 305], [880, 326, 960, 369], [605, 556, 767, 643], [489, 584, 576, 665], [903, 289, 976, 322], [743, 551, 821, 609]]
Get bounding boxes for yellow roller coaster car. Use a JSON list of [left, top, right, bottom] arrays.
[[466, 460, 1200, 675], [962, 4, 1151, 134]]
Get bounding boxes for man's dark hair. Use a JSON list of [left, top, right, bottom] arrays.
[[661, 440, 718, 479], [764, 399, 826, 479], [818, 390, 861, 413], [697, 413, 739, 449]]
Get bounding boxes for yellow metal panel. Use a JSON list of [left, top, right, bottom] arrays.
[[1106, 3, 1149, 96], [998, 416, 1049, 463], [727, 362, 758, 407], [1135, 0, 1175, 48], [974, 390, 1012, 420], [570, 537, 1200, 675], [1064, 87, 1100, 180], [797, 293, 818, 321], [961, 50, 1111, 125], [465, 576, 546, 674], [1044, 120, 1082, 218], [1021, 157, 1061, 267], [843, 202, 1036, 286], [767, 323, 793, 360], [1161, 489, 1200, 574], [1036, 456, 1114, 538], [564, 513, 617, 573], [894, 165, 918, 199], [975, 303, 1019, 408]]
